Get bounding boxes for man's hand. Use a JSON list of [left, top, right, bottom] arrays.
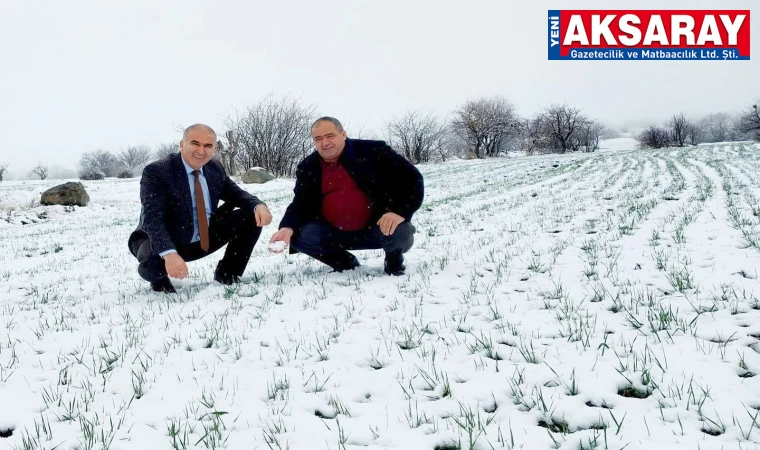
[[377, 212, 405, 236], [268, 227, 294, 253], [254, 204, 273, 227], [164, 253, 189, 279]]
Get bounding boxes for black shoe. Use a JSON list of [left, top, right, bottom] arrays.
[[384, 252, 405, 276], [328, 252, 360, 272], [151, 277, 176, 293], [214, 261, 242, 285], [214, 270, 241, 285]]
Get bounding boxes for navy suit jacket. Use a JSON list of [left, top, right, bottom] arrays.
[[128, 153, 264, 255]]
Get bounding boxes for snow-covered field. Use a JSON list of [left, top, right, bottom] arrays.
[[2, 143, 760, 450], [598, 138, 640, 152]]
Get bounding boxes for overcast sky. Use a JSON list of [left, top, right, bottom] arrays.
[[1, 0, 757, 176]]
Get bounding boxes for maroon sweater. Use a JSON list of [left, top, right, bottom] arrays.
[[321, 160, 373, 231]]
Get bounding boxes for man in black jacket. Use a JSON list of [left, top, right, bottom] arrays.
[[128, 124, 272, 292], [269, 117, 424, 275]]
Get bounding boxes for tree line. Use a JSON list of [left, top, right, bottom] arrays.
[[218, 93, 612, 178], [638, 100, 760, 149], [0, 145, 171, 182], [3, 94, 758, 182]]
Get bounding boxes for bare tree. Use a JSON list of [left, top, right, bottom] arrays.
[[738, 100, 760, 141], [731, 115, 753, 141], [669, 113, 690, 147], [79, 149, 122, 178], [687, 122, 702, 146], [154, 142, 178, 160], [697, 112, 733, 143], [117, 145, 153, 173], [341, 119, 382, 140], [386, 110, 447, 164], [536, 103, 584, 153], [450, 95, 520, 158], [638, 125, 671, 149], [224, 93, 317, 177], [0, 164, 7, 181], [564, 116, 593, 152], [574, 119, 604, 152], [432, 128, 462, 162], [30, 162, 49, 180], [426, 130, 465, 161], [518, 117, 551, 155]]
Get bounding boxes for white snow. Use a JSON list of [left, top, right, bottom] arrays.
[[598, 137, 640, 152], [1, 143, 760, 450], [268, 240, 288, 253]]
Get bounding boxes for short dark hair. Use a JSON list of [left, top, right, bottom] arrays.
[[311, 116, 344, 132]]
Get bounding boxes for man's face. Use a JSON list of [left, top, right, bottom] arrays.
[[312, 121, 346, 163], [180, 127, 217, 170]]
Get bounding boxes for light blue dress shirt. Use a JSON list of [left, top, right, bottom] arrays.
[[159, 158, 212, 257]]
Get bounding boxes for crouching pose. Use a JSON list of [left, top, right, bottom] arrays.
[[128, 124, 272, 293], [269, 116, 424, 275]]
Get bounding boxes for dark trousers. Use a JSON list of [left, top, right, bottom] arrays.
[[291, 220, 415, 269], [131, 203, 262, 283]]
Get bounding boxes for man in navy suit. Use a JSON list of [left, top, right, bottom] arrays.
[[269, 117, 424, 275], [128, 124, 272, 293]]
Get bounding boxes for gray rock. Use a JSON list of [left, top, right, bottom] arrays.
[[40, 182, 90, 207], [241, 168, 275, 184]]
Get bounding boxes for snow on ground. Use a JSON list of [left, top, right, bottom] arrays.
[[1, 143, 760, 450], [598, 137, 640, 152]]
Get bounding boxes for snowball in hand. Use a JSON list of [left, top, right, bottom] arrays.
[[269, 241, 287, 252]]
